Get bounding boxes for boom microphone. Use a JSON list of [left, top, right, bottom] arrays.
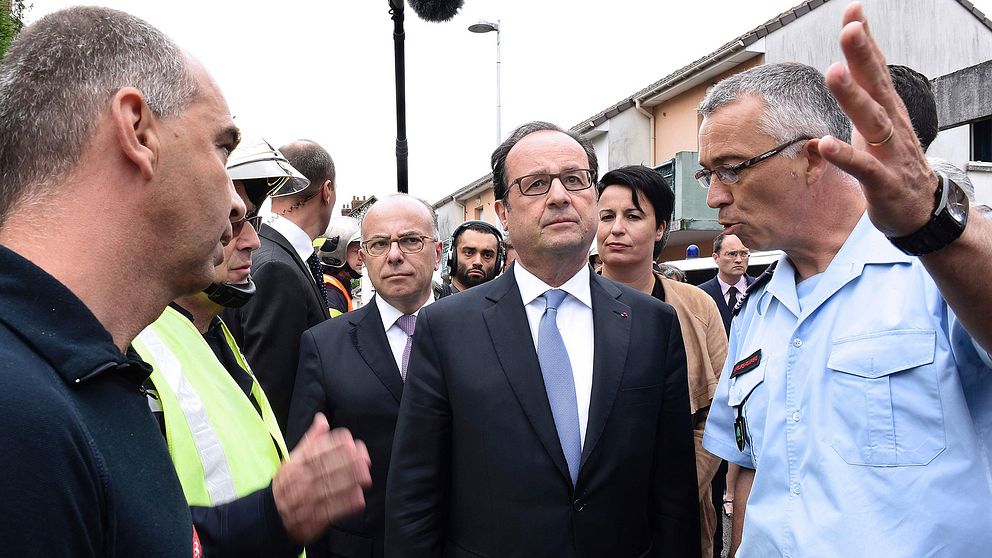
[[407, 0, 464, 22]]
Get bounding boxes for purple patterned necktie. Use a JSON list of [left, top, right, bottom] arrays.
[[396, 314, 417, 382]]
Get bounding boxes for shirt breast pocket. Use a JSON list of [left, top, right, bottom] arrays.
[[827, 329, 945, 466]]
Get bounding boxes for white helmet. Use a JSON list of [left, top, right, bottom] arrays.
[[226, 137, 309, 198], [316, 216, 362, 269]]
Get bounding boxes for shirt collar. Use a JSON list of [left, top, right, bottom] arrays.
[[831, 211, 915, 266], [514, 261, 592, 309], [0, 245, 152, 386], [718, 275, 748, 295], [375, 293, 435, 332], [765, 212, 914, 314], [267, 215, 315, 262]]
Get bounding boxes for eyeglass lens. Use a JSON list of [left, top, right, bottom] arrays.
[[723, 250, 750, 258], [365, 236, 428, 256], [231, 213, 262, 236], [516, 169, 593, 196]]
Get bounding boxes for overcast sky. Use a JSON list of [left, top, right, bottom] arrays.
[[24, 0, 992, 212]]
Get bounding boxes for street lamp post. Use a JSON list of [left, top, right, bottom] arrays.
[[468, 19, 501, 145]]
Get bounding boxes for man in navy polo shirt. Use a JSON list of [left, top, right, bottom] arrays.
[[0, 7, 366, 557]]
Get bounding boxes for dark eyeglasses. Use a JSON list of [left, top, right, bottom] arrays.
[[361, 235, 434, 257], [231, 213, 263, 236], [695, 137, 812, 189], [509, 169, 596, 197]]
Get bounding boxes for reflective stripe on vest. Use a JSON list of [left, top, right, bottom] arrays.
[[137, 327, 238, 505], [133, 307, 286, 509], [324, 273, 353, 312]]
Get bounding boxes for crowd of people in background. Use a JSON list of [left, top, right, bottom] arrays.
[[2, 3, 991, 558]]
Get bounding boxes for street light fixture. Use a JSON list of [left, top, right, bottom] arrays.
[[468, 19, 501, 145]]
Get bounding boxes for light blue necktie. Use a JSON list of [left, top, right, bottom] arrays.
[[537, 289, 582, 485]]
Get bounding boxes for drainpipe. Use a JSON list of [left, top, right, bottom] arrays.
[[635, 98, 655, 167]]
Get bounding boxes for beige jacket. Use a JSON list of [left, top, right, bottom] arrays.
[[657, 274, 728, 415], [657, 274, 728, 558]]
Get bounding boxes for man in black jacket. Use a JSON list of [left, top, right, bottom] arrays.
[[224, 140, 336, 432], [698, 233, 755, 334]]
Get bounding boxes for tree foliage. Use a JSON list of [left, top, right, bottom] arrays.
[[1, 1, 30, 60]]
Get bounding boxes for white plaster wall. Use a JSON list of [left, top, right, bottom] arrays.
[[968, 170, 992, 205], [927, 124, 971, 169], [606, 108, 652, 170], [765, 0, 992, 77]]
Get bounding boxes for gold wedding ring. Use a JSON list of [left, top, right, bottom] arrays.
[[866, 127, 894, 147]]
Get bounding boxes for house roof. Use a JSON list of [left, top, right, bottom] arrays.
[[433, 173, 493, 209], [439, 0, 992, 204], [572, 0, 992, 134], [571, 0, 831, 134]]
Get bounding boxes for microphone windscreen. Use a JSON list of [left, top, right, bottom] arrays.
[[407, 0, 464, 22]]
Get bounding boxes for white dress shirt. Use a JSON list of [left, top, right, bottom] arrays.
[[375, 294, 434, 373], [266, 214, 315, 263], [719, 275, 748, 305], [514, 262, 594, 446]]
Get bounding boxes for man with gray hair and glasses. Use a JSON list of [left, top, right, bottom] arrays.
[[700, 4, 992, 557], [0, 6, 367, 556]]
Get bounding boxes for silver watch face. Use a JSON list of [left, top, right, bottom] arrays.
[[945, 178, 970, 223]]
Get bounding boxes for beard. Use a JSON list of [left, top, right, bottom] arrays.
[[455, 262, 495, 288]]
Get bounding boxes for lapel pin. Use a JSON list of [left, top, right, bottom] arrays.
[[614, 310, 628, 318]]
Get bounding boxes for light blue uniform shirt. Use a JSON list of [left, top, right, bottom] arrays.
[[703, 213, 992, 557]]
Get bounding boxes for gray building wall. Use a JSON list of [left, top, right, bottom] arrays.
[[927, 125, 970, 169], [765, 0, 992, 78], [434, 199, 464, 242], [767, 0, 992, 205], [589, 126, 609, 176], [605, 108, 652, 171]]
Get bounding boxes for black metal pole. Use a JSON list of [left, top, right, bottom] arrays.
[[390, 0, 409, 193]]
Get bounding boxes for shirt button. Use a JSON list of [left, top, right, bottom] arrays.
[[792, 484, 801, 495], [792, 411, 801, 422], [793, 338, 803, 347]]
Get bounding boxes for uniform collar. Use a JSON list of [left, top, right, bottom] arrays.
[[765, 212, 913, 318], [0, 245, 152, 386]]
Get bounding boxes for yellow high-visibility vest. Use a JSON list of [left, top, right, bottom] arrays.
[[133, 306, 288, 508], [323, 273, 353, 317]]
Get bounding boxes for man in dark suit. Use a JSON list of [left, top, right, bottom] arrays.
[[288, 194, 443, 558], [385, 121, 699, 558], [223, 140, 336, 432], [698, 233, 755, 334]]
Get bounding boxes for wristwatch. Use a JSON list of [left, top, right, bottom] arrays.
[[888, 171, 969, 256]]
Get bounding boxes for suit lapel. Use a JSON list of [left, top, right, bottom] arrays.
[[580, 274, 630, 469], [259, 224, 330, 319], [703, 278, 732, 331], [350, 298, 404, 404], [482, 272, 573, 485]]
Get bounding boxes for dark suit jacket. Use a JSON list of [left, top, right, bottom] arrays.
[[222, 224, 330, 433], [384, 270, 700, 558], [287, 297, 401, 558], [698, 274, 754, 335]]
